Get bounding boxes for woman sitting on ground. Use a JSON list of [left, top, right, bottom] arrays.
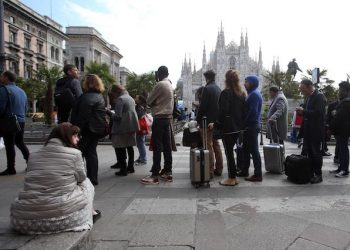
[[10, 123, 100, 234]]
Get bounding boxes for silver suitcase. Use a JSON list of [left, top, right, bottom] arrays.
[[190, 117, 210, 188], [263, 125, 285, 174]]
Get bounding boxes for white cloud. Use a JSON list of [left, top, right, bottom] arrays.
[[66, 0, 350, 84]]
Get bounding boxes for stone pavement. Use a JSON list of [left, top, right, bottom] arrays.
[[1, 139, 350, 250]]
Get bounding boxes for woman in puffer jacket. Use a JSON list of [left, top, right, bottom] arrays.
[[10, 123, 100, 234]]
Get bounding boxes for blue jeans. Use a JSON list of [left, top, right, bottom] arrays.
[[242, 126, 262, 177], [136, 134, 147, 162], [290, 127, 299, 143], [337, 135, 349, 173]]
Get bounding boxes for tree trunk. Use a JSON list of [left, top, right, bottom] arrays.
[[46, 83, 53, 126]]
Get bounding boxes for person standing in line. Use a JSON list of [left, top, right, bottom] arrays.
[[291, 105, 303, 143], [135, 95, 148, 165], [266, 86, 289, 144], [330, 81, 350, 177], [238, 75, 263, 182], [108, 85, 139, 176], [141, 66, 174, 185], [0, 71, 30, 175], [326, 100, 340, 164], [297, 79, 326, 184], [196, 70, 223, 179], [210, 70, 246, 186], [54, 64, 82, 124], [71, 74, 106, 186]]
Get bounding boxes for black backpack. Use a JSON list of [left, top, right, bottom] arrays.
[[284, 154, 313, 184], [54, 78, 75, 110]]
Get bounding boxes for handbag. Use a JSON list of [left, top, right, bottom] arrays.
[[0, 85, 21, 136], [138, 115, 149, 135]]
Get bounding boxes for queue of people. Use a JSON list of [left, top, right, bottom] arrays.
[[1, 64, 350, 236]]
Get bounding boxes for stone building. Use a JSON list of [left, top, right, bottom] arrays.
[[178, 24, 266, 108], [2, 0, 67, 78], [64, 26, 123, 80], [119, 66, 131, 86]]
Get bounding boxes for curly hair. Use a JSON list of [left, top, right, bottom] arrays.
[[225, 70, 246, 97]]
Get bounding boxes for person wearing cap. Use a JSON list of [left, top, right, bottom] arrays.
[[266, 86, 288, 144], [141, 66, 174, 185], [196, 70, 223, 179], [238, 75, 263, 182], [330, 81, 350, 178]]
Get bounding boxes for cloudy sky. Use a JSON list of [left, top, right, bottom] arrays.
[[22, 0, 350, 84]]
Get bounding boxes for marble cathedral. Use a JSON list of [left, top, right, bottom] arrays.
[[178, 24, 266, 108]]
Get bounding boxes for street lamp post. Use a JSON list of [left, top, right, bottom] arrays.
[[0, 0, 5, 74]]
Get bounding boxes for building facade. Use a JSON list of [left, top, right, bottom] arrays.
[[3, 0, 67, 78], [64, 26, 123, 80], [178, 24, 266, 108], [119, 66, 131, 86]]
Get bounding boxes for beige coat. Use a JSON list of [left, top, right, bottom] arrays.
[[147, 78, 174, 118], [11, 139, 91, 220]]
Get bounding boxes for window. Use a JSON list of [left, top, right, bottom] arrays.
[[9, 61, 18, 75], [55, 48, 59, 60], [9, 31, 17, 43], [24, 37, 31, 49], [9, 16, 15, 24], [25, 24, 30, 32], [74, 57, 79, 69], [38, 43, 43, 54], [80, 57, 84, 72], [24, 64, 32, 79], [51, 46, 55, 59]]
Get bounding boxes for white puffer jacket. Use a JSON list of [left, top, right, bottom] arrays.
[[11, 138, 90, 220]]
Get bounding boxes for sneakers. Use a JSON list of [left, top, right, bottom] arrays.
[[140, 175, 159, 185], [135, 159, 147, 165], [219, 178, 239, 186], [335, 171, 349, 178], [329, 169, 341, 174], [245, 175, 263, 182], [160, 172, 173, 182]]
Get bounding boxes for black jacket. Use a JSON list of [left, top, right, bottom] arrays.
[[71, 90, 106, 135], [215, 89, 246, 134], [55, 76, 83, 100], [196, 81, 221, 127], [301, 90, 326, 142], [326, 101, 338, 128], [331, 97, 350, 137]]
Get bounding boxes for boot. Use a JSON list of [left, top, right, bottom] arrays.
[[115, 162, 127, 176], [219, 178, 239, 186]]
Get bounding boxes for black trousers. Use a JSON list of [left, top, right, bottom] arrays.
[[303, 138, 323, 176], [150, 118, 172, 176], [115, 146, 134, 169], [57, 105, 71, 124], [242, 126, 262, 177], [79, 132, 100, 185], [3, 122, 30, 172], [222, 134, 239, 178]]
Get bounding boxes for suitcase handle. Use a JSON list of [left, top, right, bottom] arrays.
[[202, 116, 207, 150], [268, 122, 281, 144]]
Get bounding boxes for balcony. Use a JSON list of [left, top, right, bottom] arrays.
[[35, 53, 46, 61], [23, 48, 34, 57], [6, 42, 20, 52]]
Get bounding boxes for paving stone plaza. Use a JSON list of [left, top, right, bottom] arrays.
[[1, 138, 350, 250]]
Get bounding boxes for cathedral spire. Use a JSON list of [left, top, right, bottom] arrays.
[[276, 57, 280, 73], [272, 56, 276, 73], [240, 28, 244, 48], [258, 44, 262, 66], [194, 62, 196, 73], [202, 42, 207, 67], [245, 29, 249, 56]]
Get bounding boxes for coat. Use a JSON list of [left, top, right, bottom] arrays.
[[331, 97, 350, 137], [300, 90, 326, 142], [111, 91, 139, 148], [266, 92, 289, 141], [215, 89, 246, 134], [196, 81, 221, 127], [11, 138, 92, 220], [147, 78, 173, 118], [71, 90, 106, 136]]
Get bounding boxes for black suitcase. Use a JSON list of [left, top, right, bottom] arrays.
[[284, 154, 313, 184]]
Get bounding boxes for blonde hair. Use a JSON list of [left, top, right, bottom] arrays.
[[225, 70, 246, 97], [83, 74, 105, 93]]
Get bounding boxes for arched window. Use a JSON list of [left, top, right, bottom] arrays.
[[80, 57, 84, 72], [229, 56, 237, 69], [74, 57, 79, 69], [51, 46, 55, 59], [55, 48, 59, 60]]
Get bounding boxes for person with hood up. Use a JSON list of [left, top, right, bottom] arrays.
[[237, 75, 263, 182]]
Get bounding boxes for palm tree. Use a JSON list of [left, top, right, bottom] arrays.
[[36, 65, 62, 126], [126, 72, 156, 97], [84, 62, 116, 91], [16, 76, 46, 113], [304, 69, 337, 102], [263, 70, 300, 99]]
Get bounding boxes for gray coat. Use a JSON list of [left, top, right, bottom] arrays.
[[266, 92, 289, 141], [111, 91, 139, 148]]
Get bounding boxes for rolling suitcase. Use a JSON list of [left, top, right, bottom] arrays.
[[190, 116, 210, 188], [284, 154, 312, 184], [263, 125, 285, 174]]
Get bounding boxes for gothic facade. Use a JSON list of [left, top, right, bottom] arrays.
[[178, 25, 266, 108]]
